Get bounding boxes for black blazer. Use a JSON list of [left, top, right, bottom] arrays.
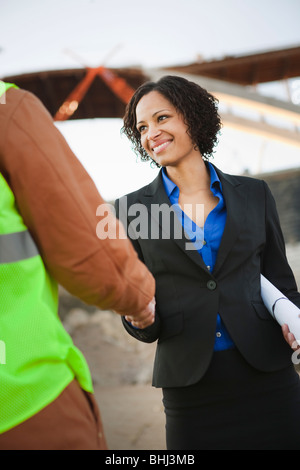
[[115, 165, 300, 388]]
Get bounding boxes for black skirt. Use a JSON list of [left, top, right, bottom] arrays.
[[162, 348, 300, 450]]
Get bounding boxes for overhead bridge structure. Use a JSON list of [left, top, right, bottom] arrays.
[[149, 68, 300, 148], [2, 45, 300, 147]]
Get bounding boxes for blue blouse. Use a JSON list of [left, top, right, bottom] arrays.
[[161, 163, 235, 351]]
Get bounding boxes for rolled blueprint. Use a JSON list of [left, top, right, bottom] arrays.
[[260, 274, 300, 341]]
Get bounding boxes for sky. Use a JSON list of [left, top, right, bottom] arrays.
[[1, 0, 300, 200]]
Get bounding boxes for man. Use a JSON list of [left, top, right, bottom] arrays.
[[0, 83, 155, 450]]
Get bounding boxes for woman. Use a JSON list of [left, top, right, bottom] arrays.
[[115, 75, 300, 450]]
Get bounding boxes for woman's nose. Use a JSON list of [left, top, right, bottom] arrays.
[[147, 124, 161, 141]]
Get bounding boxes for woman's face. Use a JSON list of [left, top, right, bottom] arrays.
[[135, 90, 199, 168]]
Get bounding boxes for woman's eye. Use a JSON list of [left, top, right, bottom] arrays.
[[138, 125, 146, 134], [158, 115, 168, 122]]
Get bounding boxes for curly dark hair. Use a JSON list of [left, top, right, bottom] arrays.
[[121, 75, 222, 166]]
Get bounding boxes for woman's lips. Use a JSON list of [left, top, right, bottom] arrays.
[[152, 140, 172, 154]]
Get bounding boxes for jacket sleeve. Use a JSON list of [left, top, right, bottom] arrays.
[[121, 314, 160, 343], [261, 180, 300, 308], [0, 88, 155, 316], [115, 197, 161, 342]]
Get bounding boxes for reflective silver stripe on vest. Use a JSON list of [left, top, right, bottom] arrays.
[[0, 230, 39, 264]]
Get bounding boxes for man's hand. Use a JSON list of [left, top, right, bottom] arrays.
[[125, 297, 156, 329]]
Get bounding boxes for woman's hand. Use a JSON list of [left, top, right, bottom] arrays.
[[125, 297, 156, 329], [282, 323, 300, 351]]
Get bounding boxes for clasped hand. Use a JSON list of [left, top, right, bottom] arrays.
[[125, 297, 156, 329]]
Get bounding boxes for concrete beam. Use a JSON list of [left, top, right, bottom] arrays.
[[221, 113, 300, 147], [146, 69, 300, 146]]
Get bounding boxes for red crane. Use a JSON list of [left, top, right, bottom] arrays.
[[54, 48, 135, 121]]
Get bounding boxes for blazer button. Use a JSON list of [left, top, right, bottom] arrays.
[[207, 280, 217, 290]]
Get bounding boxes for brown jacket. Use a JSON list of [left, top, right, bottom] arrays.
[[0, 87, 154, 315]]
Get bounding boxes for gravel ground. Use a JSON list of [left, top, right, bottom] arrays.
[[62, 301, 166, 450]]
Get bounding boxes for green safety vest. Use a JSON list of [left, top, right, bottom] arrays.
[[0, 82, 19, 96], [0, 84, 93, 433]]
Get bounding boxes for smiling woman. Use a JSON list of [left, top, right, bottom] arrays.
[[115, 74, 300, 451], [136, 91, 198, 169], [121, 75, 221, 167]]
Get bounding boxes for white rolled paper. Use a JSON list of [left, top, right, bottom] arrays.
[[260, 274, 300, 342]]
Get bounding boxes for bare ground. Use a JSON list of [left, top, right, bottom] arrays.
[[61, 299, 166, 450]]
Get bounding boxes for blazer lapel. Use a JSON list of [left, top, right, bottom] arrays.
[[138, 166, 248, 276], [213, 167, 247, 276], [139, 170, 208, 272]]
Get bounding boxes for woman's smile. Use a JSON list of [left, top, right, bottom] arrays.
[[136, 90, 200, 168], [151, 139, 173, 154]]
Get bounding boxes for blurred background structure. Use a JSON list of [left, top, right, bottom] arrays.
[[1, 0, 300, 197], [1, 0, 300, 449]]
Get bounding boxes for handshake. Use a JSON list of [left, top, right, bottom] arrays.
[[124, 297, 156, 329]]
